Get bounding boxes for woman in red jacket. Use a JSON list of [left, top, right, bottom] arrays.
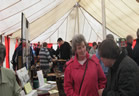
[[64, 34, 106, 96]]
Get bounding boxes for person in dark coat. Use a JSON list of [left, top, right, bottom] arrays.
[[11, 42, 22, 71], [133, 28, 139, 66], [12, 41, 35, 71], [98, 39, 139, 96], [126, 35, 133, 58], [57, 38, 71, 60]]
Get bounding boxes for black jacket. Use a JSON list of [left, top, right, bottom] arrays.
[[133, 39, 139, 65], [102, 52, 139, 96], [126, 43, 133, 58], [56, 42, 71, 60]]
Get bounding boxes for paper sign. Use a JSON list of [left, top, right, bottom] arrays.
[[37, 70, 45, 87], [20, 90, 25, 96], [48, 90, 59, 94], [24, 82, 32, 94], [16, 67, 30, 87]]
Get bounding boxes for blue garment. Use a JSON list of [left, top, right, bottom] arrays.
[[96, 50, 108, 76]]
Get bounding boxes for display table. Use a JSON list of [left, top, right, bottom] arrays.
[[37, 83, 59, 96], [25, 90, 38, 96]]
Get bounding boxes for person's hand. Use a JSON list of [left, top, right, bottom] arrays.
[[49, 62, 53, 67], [52, 59, 57, 62], [98, 88, 104, 96]]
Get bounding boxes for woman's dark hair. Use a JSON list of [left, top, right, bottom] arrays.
[[92, 42, 97, 46], [98, 39, 120, 59]]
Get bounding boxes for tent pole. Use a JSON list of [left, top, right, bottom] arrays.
[[101, 0, 106, 40], [77, 5, 79, 34]]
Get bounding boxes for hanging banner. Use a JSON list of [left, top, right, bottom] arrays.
[[21, 13, 30, 69]]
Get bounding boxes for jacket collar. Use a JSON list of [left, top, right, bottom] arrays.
[[127, 42, 132, 47], [0, 67, 8, 84], [72, 52, 90, 68], [111, 51, 126, 72]]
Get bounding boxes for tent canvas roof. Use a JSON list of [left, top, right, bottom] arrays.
[[0, 0, 139, 43]]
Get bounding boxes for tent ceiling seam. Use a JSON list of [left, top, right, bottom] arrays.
[[28, 0, 59, 23], [82, 17, 85, 34], [74, 8, 77, 36], [2, 22, 19, 34], [0, 0, 21, 12], [121, 0, 139, 15], [32, 7, 74, 42], [87, 0, 135, 33], [106, 6, 135, 33], [81, 2, 123, 36], [80, 5, 120, 37], [0, 0, 41, 21], [79, 7, 103, 40], [30, 0, 65, 24], [88, 28, 92, 42], [108, 0, 139, 25], [2, 0, 57, 35], [44, 8, 74, 42], [65, 16, 68, 41]]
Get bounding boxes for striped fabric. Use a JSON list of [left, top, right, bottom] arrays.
[[39, 47, 51, 68]]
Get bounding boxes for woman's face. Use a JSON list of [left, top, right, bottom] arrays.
[[76, 41, 86, 59]]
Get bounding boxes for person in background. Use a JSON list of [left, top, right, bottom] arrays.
[[95, 34, 114, 76], [64, 34, 106, 96], [57, 38, 71, 60], [106, 34, 114, 40], [89, 42, 97, 55], [12, 40, 35, 71], [126, 35, 133, 58], [98, 39, 139, 96], [35, 42, 41, 57], [11, 41, 22, 71], [0, 43, 21, 96], [133, 28, 139, 66], [97, 42, 101, 49], [39, 42, 52, 76]]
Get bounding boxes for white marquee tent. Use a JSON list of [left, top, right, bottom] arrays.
[[0, 0, 139, 68]]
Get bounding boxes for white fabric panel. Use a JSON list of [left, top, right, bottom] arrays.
[[78, 7, 85, 35], [31, 8, 72, 43], [27, 0, 63, 22], [58, 19, 67, 42], [1, 36, 6, 68], [49, 30, 59, 43], [0, 0, 40, 34], [66, 7, 77, 42], [9, 38, 16, 69], [12, 0, 76, 40], [2, 0, 137, 43], [0, 0, 20, 11], [32, 7, 119, 43], [79, 0, 139, 38]]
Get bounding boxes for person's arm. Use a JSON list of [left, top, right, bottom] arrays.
[[132, 48, 137, 62], [13, 72, 21, 96], [89, 47, 95, 55], [92, 54, 106, 96], [64, 66, 78, 96], [97, 62, 107, 96], [103, 68, 138, 96]]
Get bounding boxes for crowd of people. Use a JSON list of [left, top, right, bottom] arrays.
[[0, 29, 139, 96]]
